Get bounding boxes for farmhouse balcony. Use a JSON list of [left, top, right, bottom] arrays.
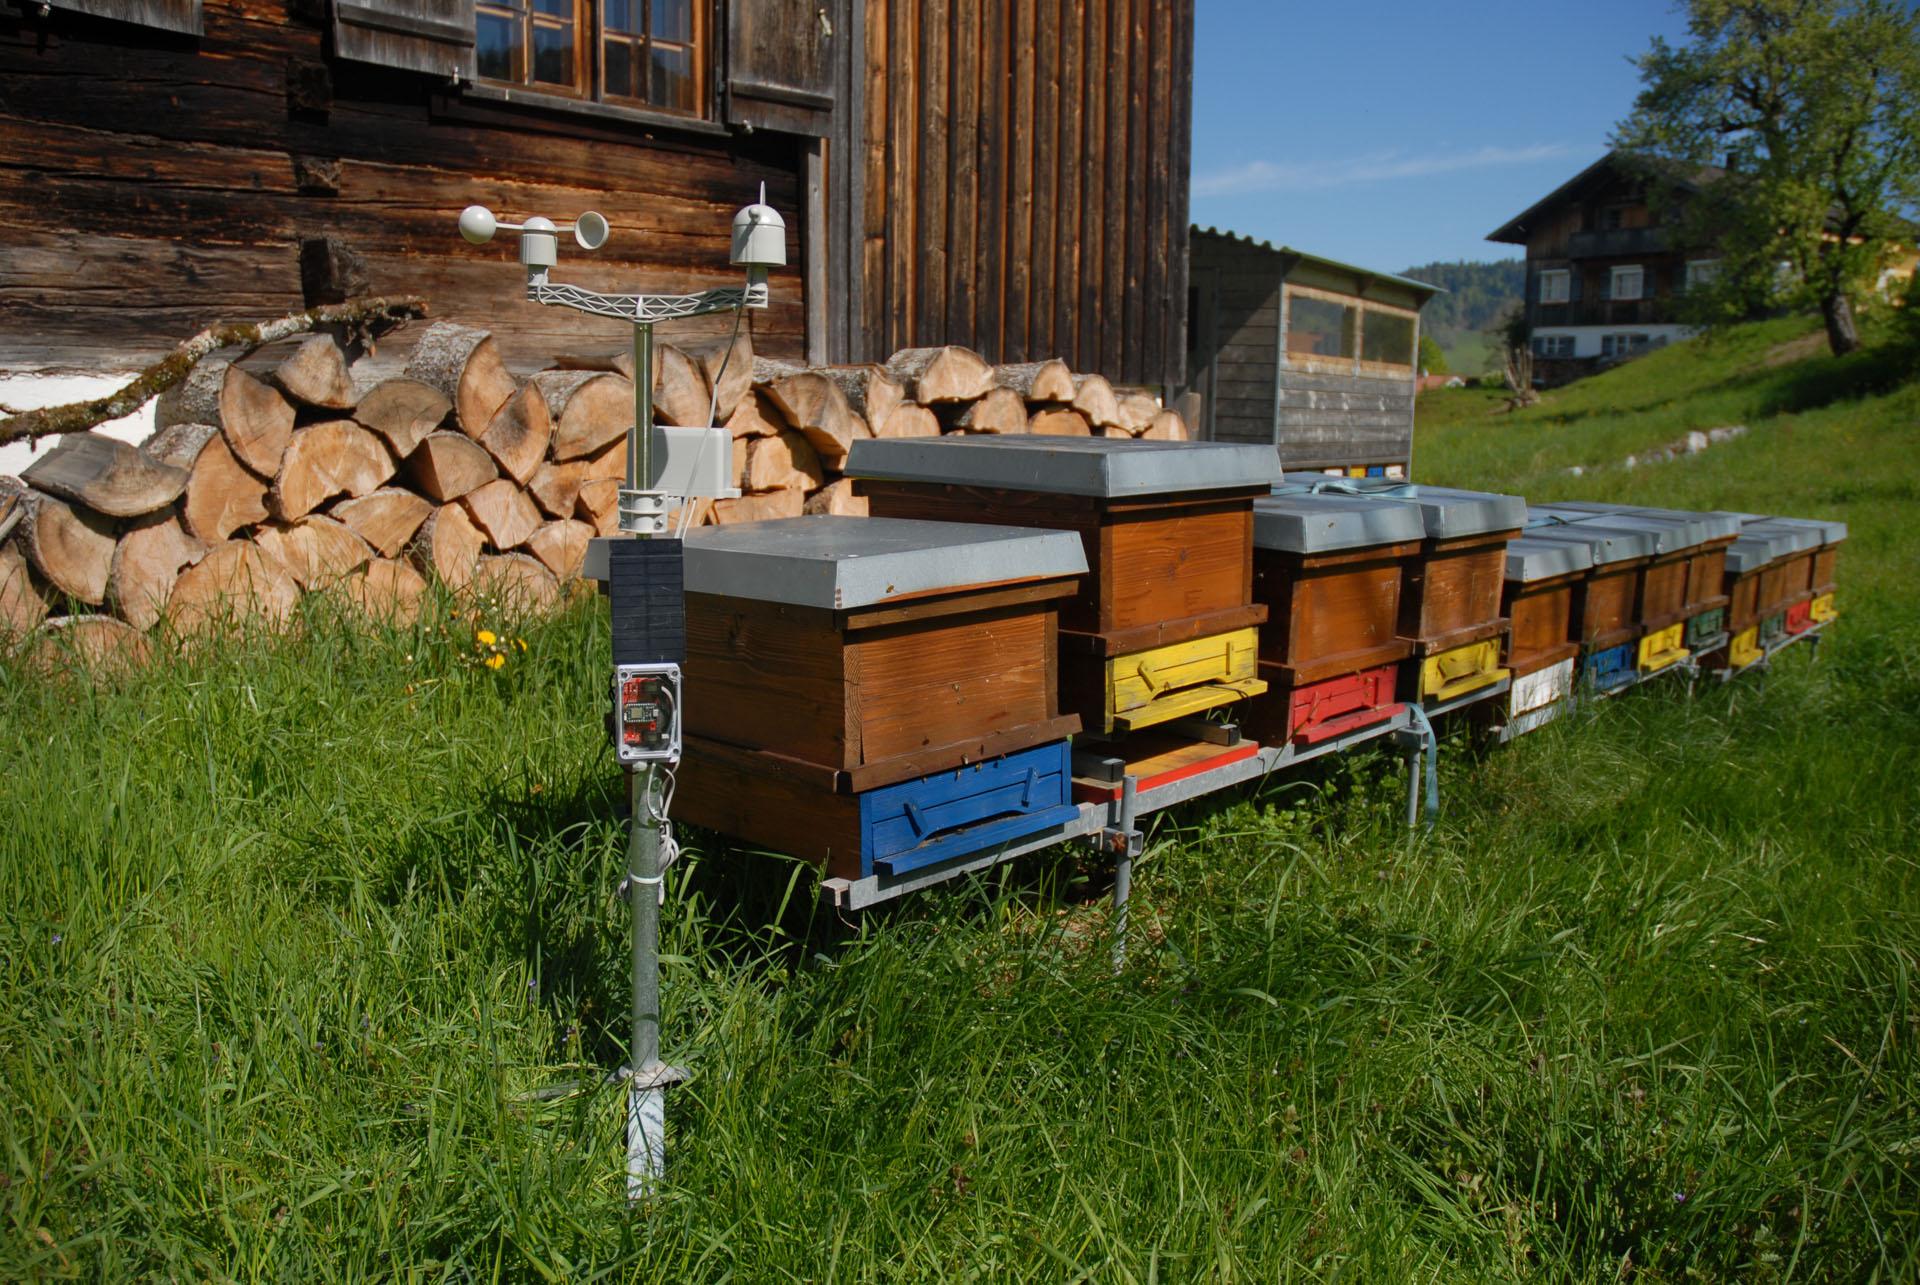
[[1565, 227, 1671, 258], [1530, 298, 1673, 328]]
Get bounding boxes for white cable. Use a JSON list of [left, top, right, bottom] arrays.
[[674, 298, 748, 540]]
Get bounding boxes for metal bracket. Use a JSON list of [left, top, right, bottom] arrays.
[[622, 1061, 692, 1091], [1097, 824, 1145, 860], [1161, 715, 1243, 746]]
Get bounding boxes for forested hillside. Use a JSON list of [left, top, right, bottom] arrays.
[[1401, 258, 1525, 374]]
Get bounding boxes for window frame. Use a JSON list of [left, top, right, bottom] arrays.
[[1537, 268, 1570, 304], [473, 0, 713, 124], [1683, 258, 1720, 292], [1610, 264, 1644, 302], [1280, 284, 1422, 377]]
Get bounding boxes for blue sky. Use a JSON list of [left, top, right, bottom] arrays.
[[1189, 0, 1696, 272]]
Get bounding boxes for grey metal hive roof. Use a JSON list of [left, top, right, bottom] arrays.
[[844, 435, 1282, 498], [1518, 522, 1659, 565], [1251, 493, 1427, 553], [682, 516, 1087, 610], [1526, 505, 1707, 555], [1737, 519, 1825, 555], [1505, 536, 1594, 582], [1617, 506, 1743, 542], [1752, 515, 1848, 546], [1724, 527, 1808, 574], [1278, 474, 1526, 538]]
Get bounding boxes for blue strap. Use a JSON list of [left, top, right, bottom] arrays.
[[1403, 703, 1441, 826]]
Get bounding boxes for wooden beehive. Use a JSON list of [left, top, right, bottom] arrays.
[[847, 437, 1281, 733], [1288, 477, 1525, 702], [677, 516, 1086, 790], [1518, 518, 1659, 655], [1239, 492, 1424, 745], [1501, 535, 1591, 678]]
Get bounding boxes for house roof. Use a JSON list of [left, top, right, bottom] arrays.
[[1485, 150, 1725, 245], [1189, 226, 1445, 301]]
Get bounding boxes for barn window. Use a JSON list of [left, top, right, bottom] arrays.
[[476, 0, 706, 114], [1286, 294, 1355, 360], [1360, 309, 1415, 368]]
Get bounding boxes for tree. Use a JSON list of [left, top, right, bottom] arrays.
[[1614, 0, 1920, 355], [1417, 333, 1449, 376]]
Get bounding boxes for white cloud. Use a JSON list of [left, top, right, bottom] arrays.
[[1192, 143, 1584, 198]]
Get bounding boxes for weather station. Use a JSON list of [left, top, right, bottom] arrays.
[[456, 190, 787, 1201]]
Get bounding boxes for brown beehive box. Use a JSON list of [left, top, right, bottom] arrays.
[[678, 516, 1086, 793], [1501, 536, 1592, 677]]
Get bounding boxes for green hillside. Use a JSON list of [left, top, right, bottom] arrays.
[[3, 315, 1916, 1280], [1400, 258, 1525, 375]]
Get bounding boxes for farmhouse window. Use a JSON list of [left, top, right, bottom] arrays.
[[1610, 265, 1644, 301], [1532, 335, 1574, 359], [1537, 269, 1570, 304], [475, 0, 703, 112], [1684, 258, 1720, 291], [45, 0, 200, 33]]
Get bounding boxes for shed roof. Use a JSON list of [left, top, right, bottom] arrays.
[[1189, 226, 1444, 303]]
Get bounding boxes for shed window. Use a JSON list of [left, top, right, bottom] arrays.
[[1286, 295, 1355, 360], [478, 0, 705, 114], [1360, 309, 1415, 368]]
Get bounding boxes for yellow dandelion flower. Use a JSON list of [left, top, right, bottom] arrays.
[[485, 652, 507, 670], [514, 638, 528, 652], [477, 629, 497, 646]]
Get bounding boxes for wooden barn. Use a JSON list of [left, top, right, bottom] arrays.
[[1182, 228, 1439, 473], [0, 0, 1194, 386]]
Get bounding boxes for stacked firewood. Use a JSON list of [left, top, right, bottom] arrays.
[[0, 322, 1186, 668]]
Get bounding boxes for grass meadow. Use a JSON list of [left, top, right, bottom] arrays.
[[3, 315, 1918, 1280]]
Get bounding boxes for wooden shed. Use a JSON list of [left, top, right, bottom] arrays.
[[1183, 228, 1440, 472], [0, 0, 1194, 387]]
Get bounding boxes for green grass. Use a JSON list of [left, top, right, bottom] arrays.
[[4, 318, 1919, 1280]]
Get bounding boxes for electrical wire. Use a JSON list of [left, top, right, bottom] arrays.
[[674, 297, 749, 540]]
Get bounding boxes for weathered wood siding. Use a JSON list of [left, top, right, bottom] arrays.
[[842, 0, 1194, 387], [1185, 236, 1278, 445], [1272, 373, 1415, 470], [0, 0, 808, 374]]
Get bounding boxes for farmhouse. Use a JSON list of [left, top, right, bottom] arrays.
[[1182, 227, 1439, 474], [0, 0, 1193, 388]]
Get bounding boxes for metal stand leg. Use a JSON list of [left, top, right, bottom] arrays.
[[1405, 742, 1422, 828], [625, 764, 663, 1201], [1111, 775, 1138, 974]]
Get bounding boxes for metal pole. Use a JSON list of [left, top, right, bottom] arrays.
[[1111, 775, 1136, 974], [626, 763, 664, 1201], [627, 321, 655, 493], [1405, 742, 1422, 829]]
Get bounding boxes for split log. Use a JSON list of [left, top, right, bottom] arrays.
[[535, 370, 634, 462], [745, 430, 826, 493], [0, 476, 25, 545], [272, 335, 356, 410], [1029, 408, 1093, 437], [404, 321, 517, 438], [406, 431, 498, 503], [994, 359, 1076, 403], [412, 503, 486, 589], [108, 511, 206, 631], [710, 488, 805, 525], [22, 431, 189, 519], [818, 364, 904, 429], [525, 519, 596, 580], [1114, 393, 1160, 435], [653, 342, 712, 426], [477, 382, 551, 484], [575, 478, 622, 536], [751, 355, 806, 386], [951, 387, 1029, 435], [16, 491, 117, 604], [666, 496, 714, 530], [804, 479, 868, 517], [1098, 423, 1137, 439], [724, 390, 787, 439], [556, 348, 634, 379], [156, 361, 295, 478], [335, 557, 428, 625], [527, 458, 587, 519], [581, 437, 628, 482], [677, 331, 752, 422], [162, 425, 271, 545], [763, 371, 862, 466], [1169, 390, 1203, 433], [730, 435, 748, 485], [168, 540, 301, 634], [19, 615, 152, 676], [269, 420, 395, 521], [330, 487, 433, 557], [460, 478, 542, 551], [352, 378, 451, 458], [470, 552, 561, 615], [1070, 374, 1122, 429], [1144, 411, 1189, 442], [884, 346, 995, 403], [0, 544, 50, 637], [255, 515, 375, 590], [873, 404, 941, 439]]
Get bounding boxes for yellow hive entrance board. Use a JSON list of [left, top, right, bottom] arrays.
[[1809, 593, 1836, 623], [1727, 625, 1764, 669], [1105, 627, 1267, 733], [1420, 638, 1508, 701], [1637, 623, 1689, 673]]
